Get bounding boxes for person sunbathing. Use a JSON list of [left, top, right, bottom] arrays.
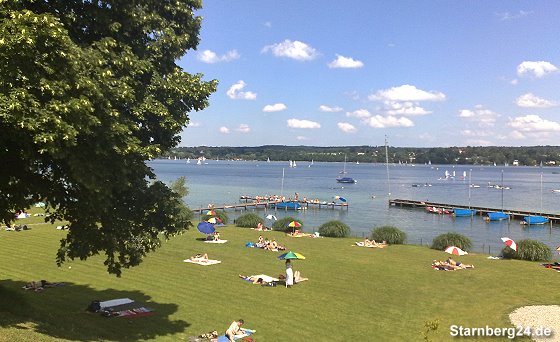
[[238, 275, 265, 284], [432, 260, 458, 271], [447, 257, 474, 269], [190, 253, 209, 262], [23, 280, 59, 291]]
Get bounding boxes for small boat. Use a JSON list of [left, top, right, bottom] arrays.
[[426, 206, 449, 214], [521, 215, 549, 225], [336, 177, 356, 184], [272, 202, 301, 210], [552, 189, 560, 193], [453, 208, 477, 217], [485, 212, 510, 221]]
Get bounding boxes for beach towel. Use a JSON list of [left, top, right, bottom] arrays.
[[204, 239, 228, 244], [215, 328, 255, 341], [116, 307, 155, 318], [183, 259, 221, 266]]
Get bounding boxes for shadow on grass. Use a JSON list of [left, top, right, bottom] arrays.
[[0, 279, 189, 341]]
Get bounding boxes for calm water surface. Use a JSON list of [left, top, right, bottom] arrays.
[[149, 159, 560, 253]]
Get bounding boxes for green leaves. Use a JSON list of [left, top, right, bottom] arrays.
[[1, 0, 215, 276]]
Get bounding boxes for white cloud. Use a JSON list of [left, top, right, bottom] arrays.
[[458, 105, 500, 127], [508, 115, 560, 132], [509, 130, 526, 140], [262, 103, 287, 112], [236, 124, 251, 133], [226, 80, 257, 100], [264, 21, 272, 28], [465, 139, 493, 146], [496, 10, 532, 21], [327, 54, 364, 69], [346, 109, 371, 119], [287, 119, 321, 129], [517, 61, 558, 78], [187, 121, 201, 127], [510, 79, 519, 85], [219, 126, 230, 134], [262, 39, 319, 61], [516, 93, 557, 108], [319, 105, 343, 112], [363, 115, 414, 128], [296, 136, 310, 141], [385, 101, 431, 116], [337, 122, 357, 133], [370, 84, 445, 102], [197, 49, 240, 64]]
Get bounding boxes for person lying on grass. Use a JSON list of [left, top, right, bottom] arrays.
[[432, 259, 474, 270], [23, 280, 60, 291], [447, 257, 474, 269], [238, 275, 266, 285], [190, 253, 209, 262], [364, 238, 387, 248]]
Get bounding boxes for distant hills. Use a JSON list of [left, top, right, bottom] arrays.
[[165, 145, 560, 166]]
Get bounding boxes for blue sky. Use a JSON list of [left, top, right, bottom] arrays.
[[177, 1, 560, 147]]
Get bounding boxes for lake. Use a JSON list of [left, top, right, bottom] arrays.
[[148, 159, 560, 254]]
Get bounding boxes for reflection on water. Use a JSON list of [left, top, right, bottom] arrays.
[[149, 160, 560, 253]]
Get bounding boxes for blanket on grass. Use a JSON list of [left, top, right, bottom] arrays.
[[214, 328, 255, 341], [183, 259, 222, 266], [204, 239, 228, 244]]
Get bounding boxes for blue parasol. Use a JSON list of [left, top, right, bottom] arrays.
[[197, 221, 215, 234]]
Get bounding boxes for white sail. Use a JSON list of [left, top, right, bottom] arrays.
[[186, 158, 190, 163]]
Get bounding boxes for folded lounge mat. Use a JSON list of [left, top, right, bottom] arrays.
[[215, 329, 255, 341], [100, 298, 134, 309], [204, 240, 228, 244], [183, 259, 222, 266]]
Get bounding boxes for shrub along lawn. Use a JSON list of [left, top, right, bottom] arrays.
[[1, 222, 559, 341]]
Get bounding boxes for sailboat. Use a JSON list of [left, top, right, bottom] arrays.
[[453, 169, 476, 217], [336, 154, 356, 183], [522, 172, 549, 225], [339, 154, 348, 174], [267, 157, 270, 162], [485, 170, 510, 221], [186, 158, 191, 164]]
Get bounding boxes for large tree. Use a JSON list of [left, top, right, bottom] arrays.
[[0, 0, 217, 275]]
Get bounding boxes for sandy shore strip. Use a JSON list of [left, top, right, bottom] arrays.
[[509, 305, 560, 341]]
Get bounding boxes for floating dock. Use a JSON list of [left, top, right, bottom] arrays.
[[389, 198, 560, 223], [192, 197, 348, 214]]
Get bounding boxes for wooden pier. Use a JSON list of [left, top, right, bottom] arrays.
[[389, 198, 560, 223], [192, 198, 348, 214]]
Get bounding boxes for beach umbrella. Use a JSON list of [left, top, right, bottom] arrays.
[[444, 246, 468, 256], [501, 237, 518, 252], [288, 221, 301, 228], [207, 217, 217, 224], [206, 210, 216, 216], [266, 214, 277, 221], [197, 221, 215, 234], [277, 251, 306, 260]]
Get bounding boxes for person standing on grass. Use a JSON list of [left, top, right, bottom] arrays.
[[285, 259, 294, 287], [225, 319, 244, 341]]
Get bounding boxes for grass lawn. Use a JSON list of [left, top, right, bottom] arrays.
[[1, 219, 559, 341]]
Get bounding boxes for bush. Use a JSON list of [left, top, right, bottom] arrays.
[[431, 232, 472, 251], [272, 217, 303, 232], [235, 213, 264, 228], [370, 226, 406, 244], [318, 220, 350, 238], [502, 239, 551, 261], [201, 210, 228, 225]]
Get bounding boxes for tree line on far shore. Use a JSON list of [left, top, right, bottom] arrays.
[[166, 145, 560, 167]]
